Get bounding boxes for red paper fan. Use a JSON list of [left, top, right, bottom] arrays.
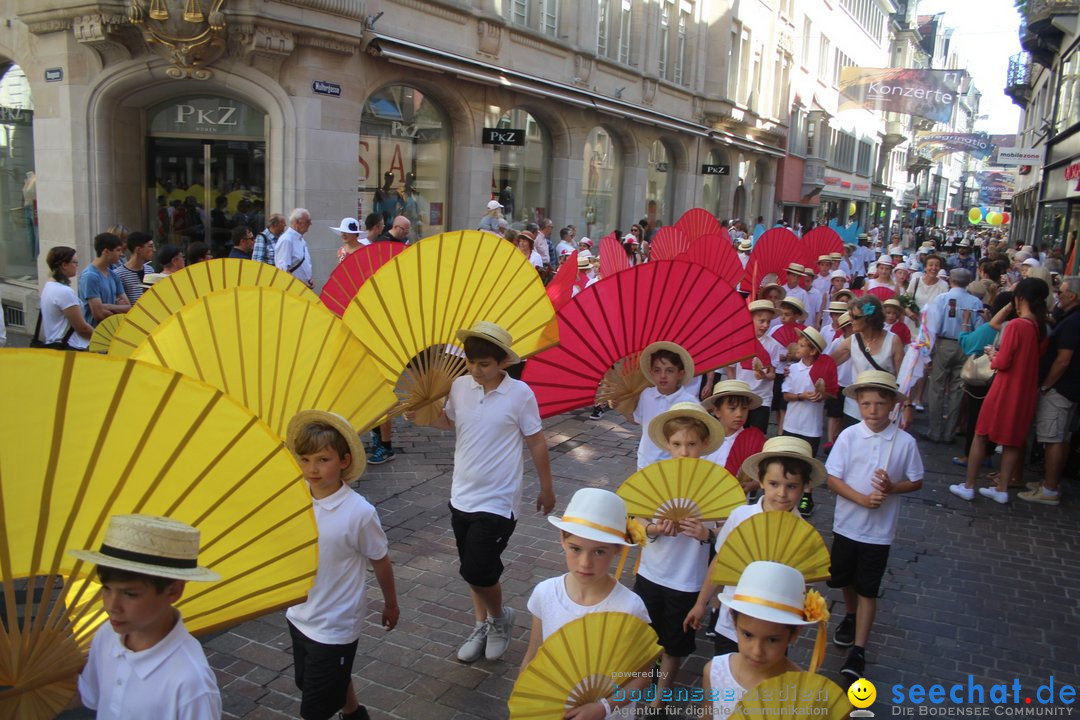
[[599, 231, 629, 278], [675, 208, 723, 243], [866, 285, 897, 301], [809, 354, 840, 397], [744, 228, 816, 289], [648, 226, 691, 261], [679, 232, 742, 286], [522, 260, 757, 418], [320, 242, 405, 316], [738, 338, 776, 371], [803, 226, 844, 260], [547, 251, 578, 310]]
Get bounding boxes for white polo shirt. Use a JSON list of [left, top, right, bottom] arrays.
[[445, 372, 543, 518], [286, 483, 389, 644], [78, 613, 221, 720], [703, 428, 740, 468], [781, 360, 823, 438], [633, 385, 700, 469], [826, 421, 924, 545], [734, 335, 782, 407]]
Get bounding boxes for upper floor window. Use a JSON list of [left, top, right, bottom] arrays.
[[506, 0, 559, 37], [817, 36, 831, 83], [840, 0, 884, 42], [658, 1, 670, 79], [1057, 51, 1080, 133], [598, 0, 636, 65]]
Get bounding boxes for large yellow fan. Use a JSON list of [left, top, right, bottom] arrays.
[[617, 457, 745, 523], [129, 286, 398, 435], [733, 672, 852, 720], [87, 314, 124, 353], [710, 511, 831, 586], [509, 612, 662, 719], [341, 231, 559, 423], [0, 350, 317, 718], [108, 259, 320, 357]]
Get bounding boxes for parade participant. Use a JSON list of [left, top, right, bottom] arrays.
[[417, 322, 555, 662], [801, 269, 825, 329], [865, 256, 896, 296], [830, 295, 907, 429], [780, 263, 811, 311], [701, 380, 767, 485], [825, 312, 855, 448], [891, 263, 912, 297], [882, 299, 912, 346], [821, 300, 848, 346], [827, 370, 923, 682], [737, 238, 752, 267], [521, 488, 651, 718], [828, 270, 849, 301], [79, 232, 130, 327], [71, 515, 222, 719], [812, 255, 833, 298], [768, 296, 807, 434], [275, 208, 314, 288], [284, 411, 398, 720], [727, 300, 782, 434], [39, 246, 94, 350], [782, 327, 838, 517], [633, 342, 700, 469]]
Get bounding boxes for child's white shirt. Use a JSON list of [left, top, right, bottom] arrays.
[[780, 360, 823, 438], [825, 335, 854, 386], [709, 653, 749, 718], [733, 335, 783, 406], [826, 421, 924, 545], [633, 385, 699, 469]]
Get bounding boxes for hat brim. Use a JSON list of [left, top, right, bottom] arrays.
[[68, 549, 221, 582], [718, 591, 815, 626], [703, 388, 763, 412], [286, 410, 368, 482], [638, 342, 696, 387], [647, 406, 726, 454], [547, 516, 634, 546], [798, 329, 826, 353], [330, 226, 360, 234], [738, 449, 826, 489], [843, 382, 907, 403], [455, 329, 521, 364], [778, 300, 806, 317]]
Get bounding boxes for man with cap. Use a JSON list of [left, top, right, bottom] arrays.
[[948, 240, 977, 274], [924, 268, 983, 444], [853, 235, 874, 277]]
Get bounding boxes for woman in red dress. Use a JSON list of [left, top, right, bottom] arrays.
[[950, 278, 1049, 504]]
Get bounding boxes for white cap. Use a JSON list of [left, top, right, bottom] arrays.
[[486, 199, 503, 211], [1023, 257, 1041, 267]]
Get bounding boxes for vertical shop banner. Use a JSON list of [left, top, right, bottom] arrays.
[[839, 68, 963, 123], [975, 171, 1016, 205], [914, 131, 996, 160]]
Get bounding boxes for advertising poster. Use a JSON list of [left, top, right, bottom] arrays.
[[839, 68, 964, 123]]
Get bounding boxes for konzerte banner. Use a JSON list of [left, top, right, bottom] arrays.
[[839, 68, 963, 123], [914, 131, 995, 160]]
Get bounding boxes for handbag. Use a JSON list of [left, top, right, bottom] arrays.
[[29, 309, 78, 351], [960, 331, 1001, 389]]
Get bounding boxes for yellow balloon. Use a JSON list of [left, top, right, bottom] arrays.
[[968, 208, 983, 224], [987, 211, 1003, 226], [849, 202, 857, 216]]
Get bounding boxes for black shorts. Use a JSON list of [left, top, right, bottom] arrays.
[[826, 532, 891, 599], [781, 430, 820, 458], [825, 390, 846, 419], [288, 621, 359, 720], [450, 503, 517, 587], [633, 574, 698, 657], [772, 375, 787, 411], [747, 405, 771, 434]]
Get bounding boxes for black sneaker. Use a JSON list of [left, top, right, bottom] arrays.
[[834, 613, 856, 647], [840, 648, 865, 684], [341, 706, 370, 720], [798, 493, 814, 518], [588, 405, 605, 420]]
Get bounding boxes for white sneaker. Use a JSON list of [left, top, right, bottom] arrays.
[[457, 621, 487, 663], [948, 484, 975, 501], [485, 606, 516, 661], [978, 487, 1010, 504]]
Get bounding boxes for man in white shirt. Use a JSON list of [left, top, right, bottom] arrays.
[[274, 208, 314, 288]]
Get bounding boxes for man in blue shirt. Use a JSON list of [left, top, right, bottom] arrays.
[[78, 232, 129, 327], [925, 268, 983, 443], [948, 241, 977, 274]]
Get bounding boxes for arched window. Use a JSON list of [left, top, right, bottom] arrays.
[[582, 127, 621, 238], [646, 139, 674, 229], [360, 85, 450, 242], [485, 107, 549, 226], [0, 63, 35, 279]]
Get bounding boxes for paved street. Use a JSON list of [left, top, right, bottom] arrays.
[[51, 382, 1080, 718]]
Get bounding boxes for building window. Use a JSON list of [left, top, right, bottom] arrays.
[[0, 63, 34, 280], [674, 5, 689, 85], [856, 140, 873, 176], [541, 0, 558, 36], [818, 36, 831, 83], [1057, 51, 1080, 132], [647, 139, 675, 228], [772, 53, 786, 118], [597, 0, 609, 56], [508, 0, 527, 25], [485, 107, 550, 227], [505, 0, 558, 36], [658, 1, 670, 80], [582, 127, 622, 238], [840, 0, 885, 42], [360, 85, 450, 242], [833, 49, 854, 88], [801, 17, 812, 68], [619, 0, 633, 64]]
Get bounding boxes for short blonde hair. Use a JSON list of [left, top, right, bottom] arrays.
[[662, 417, 709, 443], [290, 421, 350, 459]]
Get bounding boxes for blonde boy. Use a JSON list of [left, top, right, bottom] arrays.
[[634, 342, 700, 469], [729, 300, 782, 434]]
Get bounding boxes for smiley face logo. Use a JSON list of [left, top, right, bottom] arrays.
[[848, 678, 877, 708]]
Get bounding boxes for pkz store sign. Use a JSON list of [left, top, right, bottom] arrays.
[[147, 96, 265, 138], [482, 127, 525, 146]]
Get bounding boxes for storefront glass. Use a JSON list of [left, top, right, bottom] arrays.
[[647, 140, 674, 228], [702, 149, 729, 220], [485, 107, 549, 228], [582, 127, 621, 238], [0, 63, 35, 279], [1040, 201, 1069, 251], [360, 85, 450, 243]]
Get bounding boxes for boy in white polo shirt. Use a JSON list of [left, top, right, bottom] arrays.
[[633, 342, 700, 470], [419, 321, 555, 663], [285, 410, 399, 720], [826, 370, 923, 684]]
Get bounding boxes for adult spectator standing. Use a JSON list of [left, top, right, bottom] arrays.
[[228, 226, 255, 259], [115, 231, 155, 304], [535, 218, 555, 270], [274, 208, 314, 288], [156, 244, 185, 276], [906, 254, 948, 312], [185, 241, 211, 266], [41, 246, 94, 350], [949, 240, 977, 274], [1020, 276, 1080, 505], [378, 215, 411, 243], [925, 269, 983, 444], [554, 227, 576, 266], [79, 232, 130, 327], [360, 212, 384, 245], [253, 213, 285, 266]]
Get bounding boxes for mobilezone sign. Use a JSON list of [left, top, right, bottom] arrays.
[[840, 68, 964, 123]]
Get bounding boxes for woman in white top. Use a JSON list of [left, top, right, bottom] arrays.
[[906, 253, 948, 316], [39, 246, 94, 350], [829, 295, 910, 425]]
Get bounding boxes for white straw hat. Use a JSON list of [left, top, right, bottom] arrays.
[[843, 369, 906, 402], [747, 299, 777, 315], [737, 239, 753, 252], [548, 488, 635, 546], [456, 321, 520, 364], [69, 514, 221, 582], [703, 379, 763, 412], [719, 561, 818, 626], [799, 326, 826, 353], [738, 436, 826, 488], [647, 401, 726, 454], [639, 342, 695, 386], [330, 217, 361, 234], [286, 410, 367, 482], [779, 296, 806, 317]]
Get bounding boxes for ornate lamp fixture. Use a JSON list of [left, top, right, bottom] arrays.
[[129, 0, 228, 79]]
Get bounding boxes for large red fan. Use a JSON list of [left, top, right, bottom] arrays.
[[809, 354, 840, 397], [522, 260, 757, 418], [744, 228, 816, 290], [675, 208, 723, 242], [865, 285, 897, 301], [648, 226, 691, 261], [599, 231, 629, 278], [803, 226, 844, 260], [547, 250, 579, 310], [737, 338, 776, 371], [679, 232, 742, 286], [320, 242, 405, 316]]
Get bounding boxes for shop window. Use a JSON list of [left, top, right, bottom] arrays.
[[582, 127, 622, 238], [647, 140, 675, 230], [360, 86, 450, 243], [0, 63, 35, 279], [485, 107, 550, 227], [703, 149, 729, 219]]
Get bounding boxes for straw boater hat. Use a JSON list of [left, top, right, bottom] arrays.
[[287, 410, 368, 482], [829, 252, 842, 261], [799, 326, 826, 353], [738, 435, 826, 488], [882, 298, 903, 311], [456, 321, 520, 364], [141, 272, 167, 289], [785, 262, 810, 278], [827, 300, 849, 314], [647, 401, 726, 455], [577, 252, 593, 269], [837, 312, 852, 328], [737, 238, 753, 252], [817, 254, 832, 265], [548, 488, 636, 546], [719, 561, 820, 627], [69, 514, 221, 582], [638, 341, 695, 386], [759, 280, 785, 297], [330, 217, 361, 234], [832, 289, 855, 302], [703, 379, 762, 412], [779, 295, 806, 317], [843, 369, 906, 402], [747, 299, 777, 315]]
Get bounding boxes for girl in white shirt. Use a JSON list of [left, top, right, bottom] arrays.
[[40, 246, 94, 350]]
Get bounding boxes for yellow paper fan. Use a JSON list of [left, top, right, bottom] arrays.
[[129, 286, 398, 435], [0, 350, 316, 718], [733, 671, 852, 720], [341, 231, 559, 421], [509, 612, 662, 719], [710, 511, 831, 586], [617, 457, 746, 523], [108, 259, 320, 357], [87, 314, 124, 353]]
